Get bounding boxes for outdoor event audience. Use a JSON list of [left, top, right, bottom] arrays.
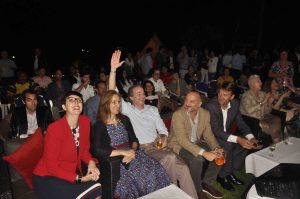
[[1, 44, 300, 198]]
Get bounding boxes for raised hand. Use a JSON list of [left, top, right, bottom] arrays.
[[110, 50, 125, 70]]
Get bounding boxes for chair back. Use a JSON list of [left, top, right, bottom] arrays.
[[194, 82, 208, 97]]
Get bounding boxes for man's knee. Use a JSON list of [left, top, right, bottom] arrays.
[[160, 151, 177, 164]]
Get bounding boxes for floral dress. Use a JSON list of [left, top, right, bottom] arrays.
[[106, 121, 171, 199]]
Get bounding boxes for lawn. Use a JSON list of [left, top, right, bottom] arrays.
[[205, 166, 255, 199]]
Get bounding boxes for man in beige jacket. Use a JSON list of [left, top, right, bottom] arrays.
[[168, 91, 223, 199]]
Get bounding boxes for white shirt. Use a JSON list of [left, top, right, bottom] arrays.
[[21, 111, 38, 138], [120, 98, 168, 144], [149, 77, 167, 93], [34, 56, 39, 72], [221, 102, 254, 143], [208, 57, 219, 73], [222, 54, 232, 68], [72, 83, 95, 102], [187, 111, 199, 143]]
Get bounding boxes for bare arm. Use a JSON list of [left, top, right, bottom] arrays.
[[108, 50, 125, 90]]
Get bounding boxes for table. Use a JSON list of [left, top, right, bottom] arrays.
[[245, 137, 300, 199], [138, 184, 193, 199], [246, 184, 274, 199], [245, 137, 300, 177]]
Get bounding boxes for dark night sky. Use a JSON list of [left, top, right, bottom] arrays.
[[1, 0, 299, 70]]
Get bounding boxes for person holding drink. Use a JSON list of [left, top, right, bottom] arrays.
[[167, 90, 224, 199], [90, 90, 171, 198], [107, 50, 198, 199], [204, 81, 262, 192]]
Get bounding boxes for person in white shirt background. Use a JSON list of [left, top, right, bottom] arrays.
[[72, 69, 95, 103]]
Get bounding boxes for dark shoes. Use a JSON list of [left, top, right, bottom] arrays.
[[226, 174, 244, 185], [217, 176, 235, 192], [202, 183, 223, 198], [197, 191, 208, 199]]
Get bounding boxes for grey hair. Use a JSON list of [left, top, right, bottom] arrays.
[[248, 74, 260, 87]]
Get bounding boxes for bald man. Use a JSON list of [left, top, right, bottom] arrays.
[[168, 91, 223, 199]]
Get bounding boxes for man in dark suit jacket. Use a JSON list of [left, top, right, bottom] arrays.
[[9, 89, 53, 138], [204, 81, 262, 192]]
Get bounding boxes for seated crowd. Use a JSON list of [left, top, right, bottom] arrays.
[[1, 46, 300, 199]]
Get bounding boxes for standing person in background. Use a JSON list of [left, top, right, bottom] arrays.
[[33, 48, 48, 76], [208, 50, 219, 82], [268, 49, 294, 89], [124, 52, 135, 78], [177, 45, 190, 79], [200, 49, 209, 84], [33, 91, 102, 199], [0, 49, 17, 102]]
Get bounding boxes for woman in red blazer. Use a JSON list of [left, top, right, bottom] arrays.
[[33, 91, 102, 199]]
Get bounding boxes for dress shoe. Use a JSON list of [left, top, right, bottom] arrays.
[[202, 183, 223, 198], [197, 191, 208, 199], [226, 174, 244, 185], [216, 176, 235, 192], [197, 190, 208, 199]]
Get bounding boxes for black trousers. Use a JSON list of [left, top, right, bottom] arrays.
[[33, 175, 102, 199], [217, 139, 248, 178]]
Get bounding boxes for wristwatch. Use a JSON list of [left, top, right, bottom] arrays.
[[75, 175, 82, 184]]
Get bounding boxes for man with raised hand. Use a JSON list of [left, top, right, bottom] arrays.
[[108, 50, 198, 199]]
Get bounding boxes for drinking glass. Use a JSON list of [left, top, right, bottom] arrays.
[[268, 143, 276, 157], [154, 135, 163, 149], [215, 149, 226, 166], [283, 127, 290, 145]]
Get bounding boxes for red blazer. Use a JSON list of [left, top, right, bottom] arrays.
[[34, 115, 97, 183]]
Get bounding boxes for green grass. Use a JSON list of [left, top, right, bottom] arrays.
[[205, 166, 255, 199]]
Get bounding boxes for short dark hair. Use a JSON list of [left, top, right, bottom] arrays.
[[61, 91, 83, 105], [79, 68, 91, 77], [95, 81, 106, 88], [22, 89, 38, 101], [128, 84, 143, 97], [218, 81, 236, 95]]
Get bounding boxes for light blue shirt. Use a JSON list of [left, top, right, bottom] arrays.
[[84, 95, 100, 126], [121, 98, 168, 144]]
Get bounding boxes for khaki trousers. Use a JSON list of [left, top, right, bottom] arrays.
[[141, 145, 198, 199]]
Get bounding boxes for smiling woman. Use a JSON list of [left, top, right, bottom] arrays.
[[32, 91, 102, 199]]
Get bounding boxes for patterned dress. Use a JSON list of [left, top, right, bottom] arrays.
[[106, 121, 171, 199]]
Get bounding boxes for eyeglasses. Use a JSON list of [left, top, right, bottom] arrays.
[[67, 97, 83, 104]]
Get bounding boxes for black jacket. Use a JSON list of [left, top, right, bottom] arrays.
[[204, 98, 252, 141], [9, 106, 54, 138], [90, 115, 139, 159]]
